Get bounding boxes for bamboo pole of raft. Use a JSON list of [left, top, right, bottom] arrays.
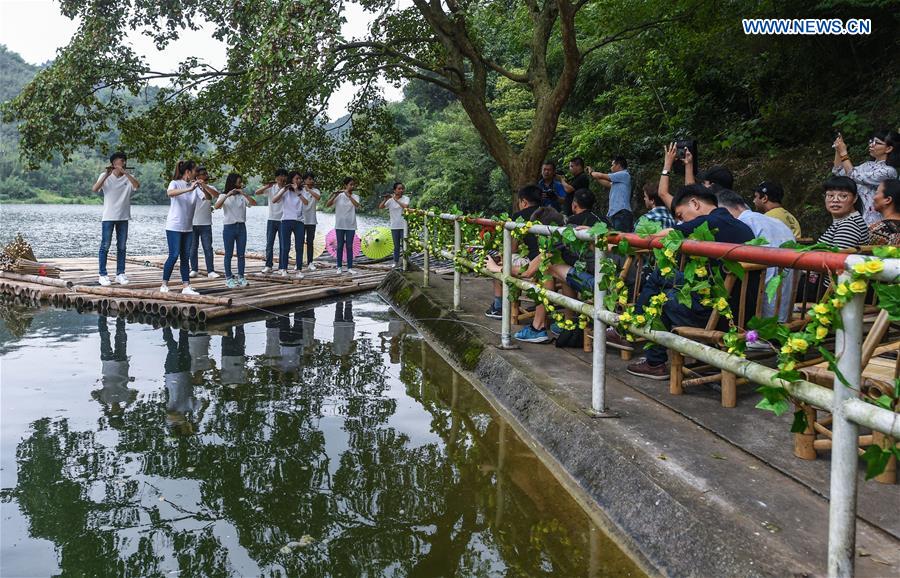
[[69, 285, 232, 306], [215, 249, 297, 265], [198, 280, 381, 320], [0, 271, 74, 289]]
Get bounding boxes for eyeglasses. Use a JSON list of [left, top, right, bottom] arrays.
[[824, 192, 853, 202]]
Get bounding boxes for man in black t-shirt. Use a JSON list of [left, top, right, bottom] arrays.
[[559, 157, 590, 216], [485, 185, 542, 319], [611, 185, 756, 380]]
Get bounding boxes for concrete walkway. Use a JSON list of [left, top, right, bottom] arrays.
[[380, 269, 899, 578]]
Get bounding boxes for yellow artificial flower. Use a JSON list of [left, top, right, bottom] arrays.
[[789, 337, 809, 352], [813, 303, 829, 315], [645, 306, 658, 316], [815, 326, 829, 340], [781, 360, 796, 372], [616, 280, 625, 289], [831, 298, 844, 309], [849, 280, 867, 294], [620, 311, 632, 323], [818, 315, 831, 325], [701, 298, 711, 307], [715, 297, 729, 311], [699, 287, 710, 295], [835, 284, 849, 296], [864, 259, 884, 274], [618, 294, 627, 305], [852, 262, 867, 274], [661, 266, 672, 276], [695, 267, 707, 278], [781, 344, 793, 355], [635, 315, 647, 325]]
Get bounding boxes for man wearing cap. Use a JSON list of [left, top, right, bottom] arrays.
[[752, 181, 802, 239]]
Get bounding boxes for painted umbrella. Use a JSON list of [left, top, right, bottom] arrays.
[[288, 231, 328, 262], [360, 227, 395, 261], [325, 228, 362, 258]]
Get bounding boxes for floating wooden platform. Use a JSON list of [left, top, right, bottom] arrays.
[[0, 252, 391, 327]]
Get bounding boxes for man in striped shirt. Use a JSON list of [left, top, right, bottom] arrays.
[[637, 182, 676, 229]]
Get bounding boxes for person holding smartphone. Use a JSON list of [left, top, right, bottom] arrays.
[[378, 182, 410, 268], [189, 166, 220, 279], [301, 172, 322, 270], [214, 173, 257, 287], [326, 177, 361, 274], [161, 160, 211, 295], [254, 168, 289, 272], [273, 171, 309, 278], [92, 151, 140, 286]]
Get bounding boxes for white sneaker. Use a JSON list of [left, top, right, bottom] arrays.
[[278, 269, 288, 277], [346, 268, 357, 275], [189, 270, 198, 278], [98, 275, 112, 286], [115, 274, 129, 285], [159, 284, 170, 293], [307, 263, 317, 271], [262, 266, 272, 274], [207, 271, 220, 279], [295, 271, 304, 279], [182, 287, 199, 296]]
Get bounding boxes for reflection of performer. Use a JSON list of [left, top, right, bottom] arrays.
[[279, 315, 303, 374], [221, 325, 247, 386], [92, 316, 136, 421], [188, 331, 213, 373], [164, 327, 202, 435], [262, 317, 282, 370], [332, 301, 355, 357], [379, 318, 407, 364], [300, 308, 316, 350]]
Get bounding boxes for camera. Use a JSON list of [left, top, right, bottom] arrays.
[[674, 139, 699, 176]]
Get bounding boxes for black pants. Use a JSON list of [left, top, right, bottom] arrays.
[[610, 210, 634, 233], [304, 224, 317, 265], [391, 228, 404, 264]]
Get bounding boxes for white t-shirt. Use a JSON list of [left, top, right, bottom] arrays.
[[265, 185, 284, 221], [97, 172, 134, 221], [281, 188, 305, 222], [221, 193, 249, 225], [333, 192, 360, 230], [302, 187, 320, 225], [385, 195, 409, 229], [192, 184, 217, 226], [166, 180, 205, 232]]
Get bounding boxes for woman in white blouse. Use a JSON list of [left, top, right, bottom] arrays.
[[162, 160, 211, 295], [214, 173, 257, 288], [273, 171, 309, 278], [832, 129, 899, 225], [326, 177, 361, 274]]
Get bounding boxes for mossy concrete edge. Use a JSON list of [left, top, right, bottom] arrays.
[[379, 270, 781, 578]]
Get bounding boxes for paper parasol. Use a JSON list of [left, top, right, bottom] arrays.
[[289, 231, 328, 261], [325, 229, 362, 258], [360, 227, 395, 260]]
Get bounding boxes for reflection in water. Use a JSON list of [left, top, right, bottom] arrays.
[[0, 297, 643, 577], [91, 316, 136, 425]]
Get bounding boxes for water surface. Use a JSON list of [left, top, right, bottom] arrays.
[[0, 294, 643, 577]]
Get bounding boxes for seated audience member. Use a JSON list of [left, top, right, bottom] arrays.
[[752, 181, 802, 238], [869, 178, 900, 246], [559, 157, 591, 215], [484, 207, 567, 343], [537, 161, 566, 211], [608, 185, 755, 379], [718, 190, 796, 321], [587, 156, 633, 232], [832, 129, 899, 225], [658, 142, 732, 210], [637, 182, 675, 229], [818, 176, 869, 250], [485, 185, 542, 319], [566, 188, 606, 228]]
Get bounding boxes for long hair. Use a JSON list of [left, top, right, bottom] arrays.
[[872, 129, 900, 169], [224, 173, 243, 194], [172, 160, 196, 180]]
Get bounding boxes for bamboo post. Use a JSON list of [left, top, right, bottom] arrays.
[[721, 371, 738, 408], [670, 351, 685, 395], [794, 403, 818, 460], [423, 213, 430, 288]]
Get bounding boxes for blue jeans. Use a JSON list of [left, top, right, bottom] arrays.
[[265, 220, 281, 268], [335, 229, 355, 268], [163, 230, 193, 283], [190, 225, 214, 273], [223, 223, 247, 279], [99, 220, 128, 276], [635, 270, 711, 366], [304, 224, 317, 265], [609, 210, 634, 233], [391, 228, 404, 264], [279, 220, 305, 270]]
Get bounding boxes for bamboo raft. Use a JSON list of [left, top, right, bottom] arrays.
[[0, 252, 392, 326]]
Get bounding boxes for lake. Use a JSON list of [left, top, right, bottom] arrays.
[[0, 204, 388, 261], [0, 292, 643, 577]]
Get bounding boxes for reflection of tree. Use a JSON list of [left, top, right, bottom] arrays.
[[5, 305, 635, 576]]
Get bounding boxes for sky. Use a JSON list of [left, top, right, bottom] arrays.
[[0, 0, 404, 118]]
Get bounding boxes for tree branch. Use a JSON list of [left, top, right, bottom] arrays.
[[581, 15, 684, 59]]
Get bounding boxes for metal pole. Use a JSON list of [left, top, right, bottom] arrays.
[[500, 228, 512, 348], [422, 213, 430, 287], [827, 273, 864, 578], [591, 243, 614, 416], [452, 219, 461, 311]]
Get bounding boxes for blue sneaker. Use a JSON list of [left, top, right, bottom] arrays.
[[549, 322, 563, 337], [514, 325, 551, 343], [225, 277, 238, 289]]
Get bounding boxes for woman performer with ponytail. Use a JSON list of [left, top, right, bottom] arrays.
[[161, 160, 210, 295]]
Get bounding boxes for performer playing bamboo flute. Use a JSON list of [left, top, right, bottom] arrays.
[[92, 152, 140, 286]]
